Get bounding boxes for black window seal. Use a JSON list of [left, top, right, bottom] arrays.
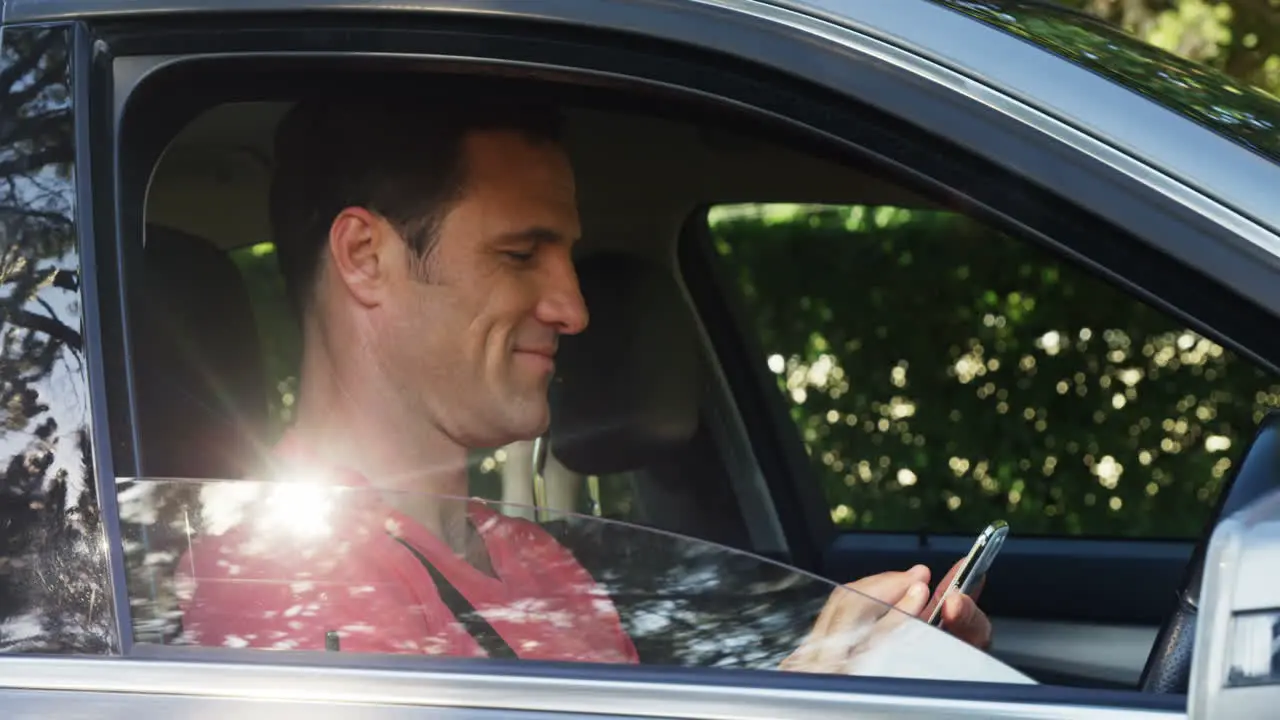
[[70, 18, 133, 654]]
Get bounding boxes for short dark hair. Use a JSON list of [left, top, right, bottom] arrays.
[[269, 94, 566, 314]]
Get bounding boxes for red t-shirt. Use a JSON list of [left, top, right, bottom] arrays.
[[174, 435, 639, 663]]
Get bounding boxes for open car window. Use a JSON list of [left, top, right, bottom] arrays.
[[117, 476, 1031, 684]]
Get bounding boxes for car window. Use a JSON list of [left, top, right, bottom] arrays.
[[117, 475, 1031, 683], [705, 202, 1280, 539], [0, 24, 117, 654]]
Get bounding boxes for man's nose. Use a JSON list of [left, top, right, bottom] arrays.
[[536, 259, 589, 336]]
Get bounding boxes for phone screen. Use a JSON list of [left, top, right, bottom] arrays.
[[926, 520, 1009, 627]]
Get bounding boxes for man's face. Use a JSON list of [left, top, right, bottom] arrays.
[[374, 130, 587, 449]]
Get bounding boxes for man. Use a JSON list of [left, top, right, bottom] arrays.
[[175, 92, 990, 665]]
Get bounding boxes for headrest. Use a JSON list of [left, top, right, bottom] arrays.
[[132, 225, 269, 479], [550, 252, 700, 475]]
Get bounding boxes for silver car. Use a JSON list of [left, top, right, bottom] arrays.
[[2, 0, 1280, 717]]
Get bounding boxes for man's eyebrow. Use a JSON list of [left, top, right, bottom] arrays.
[[498, 227, 570, 244]]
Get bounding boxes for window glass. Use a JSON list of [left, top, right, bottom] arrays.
[[118, 476, 1030, 684], [127, 88, 1039, 679], [227, 242, 300, 440], [0, 25, 116, 653], [707, 203, 1280, 538]]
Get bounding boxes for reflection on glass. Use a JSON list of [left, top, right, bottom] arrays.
[[0, 26, 115, 654], [119, 477, 1031, 683], [940, 1, 1280, 163], [1227, 610, 1280, 687]]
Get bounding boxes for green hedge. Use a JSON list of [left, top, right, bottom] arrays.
[[710, 204, 1280, 538]]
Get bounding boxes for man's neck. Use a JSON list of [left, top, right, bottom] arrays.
[[291, 341, 479, 562], [288, 403, 496, 575]]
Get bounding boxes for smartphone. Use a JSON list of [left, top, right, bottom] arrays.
[[926, 520, 1009, 627]]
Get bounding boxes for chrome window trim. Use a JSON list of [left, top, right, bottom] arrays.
[[0, 656, 1187, 719]]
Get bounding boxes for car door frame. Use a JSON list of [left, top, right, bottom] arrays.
[[0, 653, 1190, 719], [11, 0, 1276, 714]]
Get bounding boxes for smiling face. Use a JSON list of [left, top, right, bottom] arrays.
[[369, 130, 589, 449]]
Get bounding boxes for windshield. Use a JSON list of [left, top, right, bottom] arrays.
[[118, 477, 1031, 684], [937, 0, 1280, 165]]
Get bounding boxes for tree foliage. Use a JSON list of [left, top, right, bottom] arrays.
[[711, 204, 1280, 537], [714, 0, 1280, 538]]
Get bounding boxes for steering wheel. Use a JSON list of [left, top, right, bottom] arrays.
[[1139, 413, 1280, 692]]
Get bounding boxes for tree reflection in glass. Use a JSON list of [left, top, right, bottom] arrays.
[[0, 26, 114, 655], [120, 477, 1029, 683]]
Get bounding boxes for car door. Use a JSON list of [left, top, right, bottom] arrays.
[[2, 0, 1261, 717]]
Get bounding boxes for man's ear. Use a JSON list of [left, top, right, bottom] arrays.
[[327, 206, 392, 307]]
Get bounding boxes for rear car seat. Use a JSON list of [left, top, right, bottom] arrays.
[[132, 224, 269, 480]]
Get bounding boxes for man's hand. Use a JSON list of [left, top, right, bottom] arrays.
[[921, 557, 992, 650], [779, 561, 992, 675]]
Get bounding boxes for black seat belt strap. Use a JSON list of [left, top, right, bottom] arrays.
[[392, 536, 518, 660]]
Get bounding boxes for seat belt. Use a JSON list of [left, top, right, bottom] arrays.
[[391, 536, 519, 660]]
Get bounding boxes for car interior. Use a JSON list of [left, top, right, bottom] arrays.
[[135, 86, 930, 540], [126, 66, 1168, 688]]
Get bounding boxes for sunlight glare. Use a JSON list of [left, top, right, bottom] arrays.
[[262, 481, 335, 539]]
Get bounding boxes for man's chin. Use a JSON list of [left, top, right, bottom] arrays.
[[493, 403, 552, 446], [443, 404, 550, 451], [522, 410, 552, 442]]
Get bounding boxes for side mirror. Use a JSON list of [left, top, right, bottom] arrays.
[[1189, 486, 1280, 719]]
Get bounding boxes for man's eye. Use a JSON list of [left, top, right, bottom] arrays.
[[504, 250, 535, 262]]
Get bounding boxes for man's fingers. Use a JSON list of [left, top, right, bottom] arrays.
[[924, 558, 963, 619], [941, 593, 992, 650], [967, 574, 987, 603], [874, 580, 930, 637], [833, 579, 932, 672], [781, 567, 934, 674], [822, 567, 930, 642], [853, 564, 931, 605], [923, 554, 993, 620], [898, 581, 931, 617], [822, 564, 931, 632]]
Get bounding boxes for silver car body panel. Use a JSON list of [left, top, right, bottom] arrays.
[[0, 656, 1186, 719]]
